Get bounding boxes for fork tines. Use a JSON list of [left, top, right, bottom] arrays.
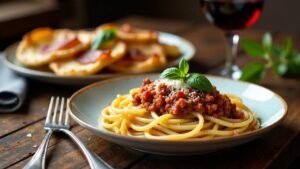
[[45, 97, 70, 129]]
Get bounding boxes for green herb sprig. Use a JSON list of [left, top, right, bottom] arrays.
[[161, 59, 213, 92], [91, 28, 116, 50], [240, 32, 300, 83]]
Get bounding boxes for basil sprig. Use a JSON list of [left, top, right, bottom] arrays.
[[91, 28, 116, 50], [240, 32, 300, 83], [161, 59, 213, 92]]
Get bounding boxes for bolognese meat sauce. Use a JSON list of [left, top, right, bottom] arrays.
[[132, 78, 244, 119]]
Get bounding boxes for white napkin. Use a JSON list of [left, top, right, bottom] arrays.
[[0, 53, 27, 113]]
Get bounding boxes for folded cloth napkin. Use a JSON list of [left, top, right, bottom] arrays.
[[0, 53, 27, 113]]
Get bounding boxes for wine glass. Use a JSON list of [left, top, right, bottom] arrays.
[[199, 0, 264, 79]]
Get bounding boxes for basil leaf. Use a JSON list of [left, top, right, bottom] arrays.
[[239, 63, 265, 83], [286, 60, 300, 75], [160, 67, 182, 80], [272, 46, 282, 57], [280, 37, 292, 58], [185, 73, 213, 92], [274, 62, 288, 76], [179, 59, 189, 76], [91, 29, 116, 50], [262, 32, 272, 52], [241, 39, 264, 57], [292, 53, 300, 66]]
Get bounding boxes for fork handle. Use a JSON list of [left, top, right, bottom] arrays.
[[59, 129, 112, 169], [23, 130, 53, 169]]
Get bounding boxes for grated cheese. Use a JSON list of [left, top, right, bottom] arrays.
[[154, 78, 190, 91]]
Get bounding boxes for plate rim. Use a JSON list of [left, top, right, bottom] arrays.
[[2, 32, 195, 81], [68, 74, 288, 144]]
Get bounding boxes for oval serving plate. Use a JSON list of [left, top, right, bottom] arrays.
[[3, 32, 195, 85], [68, 74, 287, 155]]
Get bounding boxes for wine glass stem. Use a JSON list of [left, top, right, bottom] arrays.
[[223, 33, 240, 77]]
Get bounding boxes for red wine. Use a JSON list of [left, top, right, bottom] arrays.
[[200, 0, 264, 31]]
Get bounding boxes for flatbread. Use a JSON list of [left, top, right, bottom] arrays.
[[17, 28, 88, 67], [108, 43, 166, 73], [49, 41, 126, 76]]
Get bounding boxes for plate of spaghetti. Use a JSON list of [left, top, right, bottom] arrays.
[[68, 59, 287, 155]]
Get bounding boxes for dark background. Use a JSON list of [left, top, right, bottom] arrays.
[[0, 0, 298, 49]]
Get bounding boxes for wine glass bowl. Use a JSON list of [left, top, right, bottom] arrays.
[[199, 0, 264, 79]]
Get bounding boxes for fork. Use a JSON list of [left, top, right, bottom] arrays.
[[23, 97, 112, 169]]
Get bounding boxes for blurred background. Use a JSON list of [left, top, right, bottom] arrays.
[[0, 0, 297, 49]]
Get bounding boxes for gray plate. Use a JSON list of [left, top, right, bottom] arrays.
[[68, 74, 288, 155], [3, 32, 195, 85]]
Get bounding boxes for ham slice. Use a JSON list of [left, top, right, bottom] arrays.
[[127, 49, 149, 61], [40, 36, 80, 54], [76, 50, 111, 64]]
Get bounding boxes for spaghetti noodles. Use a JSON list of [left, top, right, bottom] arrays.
[[101, 86, 260, 140]]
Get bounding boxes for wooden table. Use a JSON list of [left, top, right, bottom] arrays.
[[1, 16, 300, 169]]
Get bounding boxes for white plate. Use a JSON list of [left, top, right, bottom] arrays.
[[68, 74, 287, 155], [3, 32, 195, 85]]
